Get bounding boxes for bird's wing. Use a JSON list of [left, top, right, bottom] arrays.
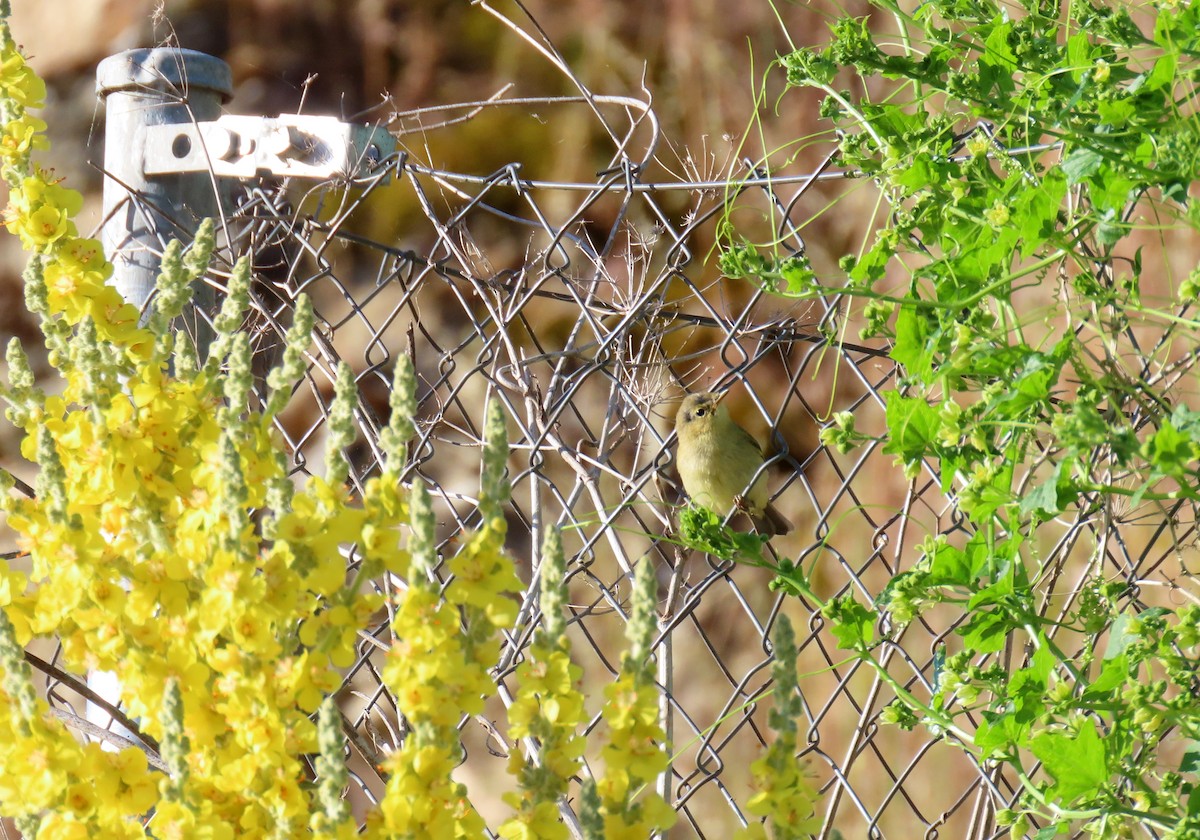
[[733, 422, 765, 456]]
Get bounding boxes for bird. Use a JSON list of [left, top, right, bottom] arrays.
[[674, 391, 793, 535]]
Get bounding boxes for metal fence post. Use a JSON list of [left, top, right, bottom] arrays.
[[95, 48, 232, 320], [89, 47, 231, 741]]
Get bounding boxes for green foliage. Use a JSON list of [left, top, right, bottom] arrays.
[[678, 504, 770, 562], [722, 0, 1200, 834]]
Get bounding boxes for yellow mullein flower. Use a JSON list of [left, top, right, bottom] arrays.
[[0, 113, 47, 160], [0, 46, 46, 107]]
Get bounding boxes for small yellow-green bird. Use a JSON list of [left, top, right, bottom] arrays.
[[674, 391, 793, 535]]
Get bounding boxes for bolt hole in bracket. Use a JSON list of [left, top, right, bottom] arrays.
[[145, 114, 395, 181]]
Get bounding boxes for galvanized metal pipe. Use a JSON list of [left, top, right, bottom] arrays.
[[96, 48, 232, 318]]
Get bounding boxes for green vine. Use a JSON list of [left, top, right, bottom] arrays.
[[713, 0, 1200, 836]]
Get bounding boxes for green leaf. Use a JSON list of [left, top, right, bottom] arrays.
[[962, 457, 1015, 522], [958, 608, 1012, 654], [1143, 52, 1178, 92], [1014, 170, 1067, 257], [923, 540, 973, 586], [1094, 207, 1125, 247], [883, 391, 941, 464], [1163, 178, 1189, 205], [824, 594, 876, 650], [1030, 720, 1108, 803], [982, 19, 1017, 72], [1089, 171, 1137, 216], [976, 708, 1032, 757], [1144, 418, 1196, 478], [890, 307, 934, 381], [678, 505, 767, 561], [779, 255, 817, 296], [1097, 97, 1136, 129], [848, 238, 894, 284], [1066, 33, 1097, 83], [892, 153, 935, 190], [1020, 474, 1061, 519], [1061, 148, 1103, 184], [1082, 652, 1129, 701], [1020, 461, 1070, 519], [1009, 643, 1055, 721], [1181, 742, 1200, 775], [923, 530, 992, 587], [1024, 640, 1055, 684]]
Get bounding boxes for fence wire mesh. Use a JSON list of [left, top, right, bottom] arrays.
[[190, 109, 972, 837], [16, 10, 1198, 840]]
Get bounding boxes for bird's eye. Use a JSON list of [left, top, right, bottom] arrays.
[[695, 408, 706, 417]]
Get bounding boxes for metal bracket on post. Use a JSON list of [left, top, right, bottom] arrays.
[[143, 114, 395, 181], [97, 48, 396, 319]]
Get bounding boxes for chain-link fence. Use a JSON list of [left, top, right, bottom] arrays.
[[18, 8, 1199, 839], [198, 103, 947, 838]]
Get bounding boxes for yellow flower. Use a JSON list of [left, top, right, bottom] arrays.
[[0, 734, 75, 812], [0, 47, 47, 107], [20, 202, 73, 246], [62, 780, 98, 818], [149, 800, 197, 840], [497, 800, 566, 840], [33, 812, 91, 839], [0, 113, 48, 161], [3, 172, 82, 251]]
